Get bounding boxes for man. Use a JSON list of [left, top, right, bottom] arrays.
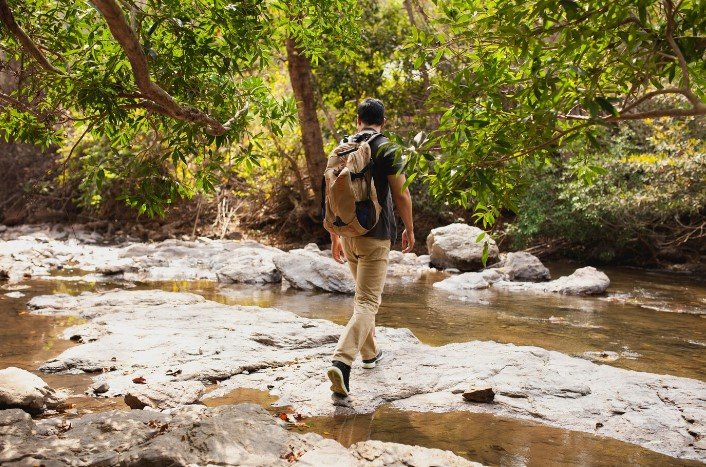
[[327, 98, 415, 398]]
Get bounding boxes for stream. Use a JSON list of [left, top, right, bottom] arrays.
[[1, 261, 704, 466]]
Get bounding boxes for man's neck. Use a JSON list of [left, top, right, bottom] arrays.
[[358, 125, 382, 133]]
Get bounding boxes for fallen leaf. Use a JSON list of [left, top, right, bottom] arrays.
[[278, 412, 288, 421], [132, 376, 147, 384]]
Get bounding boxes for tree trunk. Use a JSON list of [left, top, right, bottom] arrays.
[[285, 38, 327, 209]]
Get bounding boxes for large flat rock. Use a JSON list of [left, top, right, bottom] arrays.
[[0, 404, 480, 466], [27, 290, 706, 461]]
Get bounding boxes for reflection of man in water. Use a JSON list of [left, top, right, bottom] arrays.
[[327, 98, 415, 397]]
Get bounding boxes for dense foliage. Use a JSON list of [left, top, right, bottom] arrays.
[[400, 0, 705, 225], [0, 0, 704, 260], [508, 115, 706, 263]]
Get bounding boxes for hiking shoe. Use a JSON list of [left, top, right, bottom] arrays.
[[362, 350, 384, 369], [327, 360, 351, 397]]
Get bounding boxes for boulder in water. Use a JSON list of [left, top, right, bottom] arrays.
[[491, 251, 551, 282], [426, 224, 499, 271]]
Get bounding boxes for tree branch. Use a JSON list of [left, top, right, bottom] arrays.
[[90, 0, 242, 136], [0, 0, 63, 74], [0, 90, 47, 120], [662, 0, 702, 108]]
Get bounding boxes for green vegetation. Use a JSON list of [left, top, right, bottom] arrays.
[[508, 115, 706, 264], [0, 0, 704, 263]]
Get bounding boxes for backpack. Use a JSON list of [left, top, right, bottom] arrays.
[[322, 131, 383, 237]]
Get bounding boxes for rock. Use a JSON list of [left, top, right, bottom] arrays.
[[124, 381, 206, 410], [273, 249, 355, 293], [28, 290, 706, 462], [433, 272, 491, 293], [462, 387, 495, 403], [0, 367, 66, 414], [543, 266, 610, 295], [91, 382, 110, 394], [491, 251, 551, 282], [426, 224, 499, 271], [0, 404, 481, 466], [351, 440, 481, 466], [3, 291, 24, 298], [215, 246, 281, 284], [96, 258, 137, 275], [435, 266, 610, 297]]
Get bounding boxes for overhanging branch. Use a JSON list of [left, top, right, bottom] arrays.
[[91, 0, 242, 136], [0, 0, 63, 74]]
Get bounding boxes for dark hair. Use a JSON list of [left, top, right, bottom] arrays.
[[357, 98, 385, 126]]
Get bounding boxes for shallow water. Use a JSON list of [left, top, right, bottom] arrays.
[[160, 262, 706, 381], [1, 263, 705, 465], [191, 386, 704, 466]]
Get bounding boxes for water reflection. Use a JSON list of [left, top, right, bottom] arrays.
[[303, 406, 702, 466]]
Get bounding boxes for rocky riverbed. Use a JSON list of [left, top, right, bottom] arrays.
[[1, 224, 705, 465], [1, 403, 480, 466], [14, 289, 706, 462], [1, 223, 611, 296]]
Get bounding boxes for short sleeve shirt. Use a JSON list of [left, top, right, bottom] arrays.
[[359, 129, 404, 241]]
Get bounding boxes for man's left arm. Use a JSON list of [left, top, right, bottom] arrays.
[[388, 174, 415, 253]]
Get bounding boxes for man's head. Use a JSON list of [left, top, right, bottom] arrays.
[[356, 98, 385, 131]]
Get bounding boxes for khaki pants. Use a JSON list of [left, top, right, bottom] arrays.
[[332, 236, 391, 366]]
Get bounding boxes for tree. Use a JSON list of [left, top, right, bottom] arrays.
[[286, 37, 327, 209], [399, 0, 705, 224], [0, 0, 357, 215]]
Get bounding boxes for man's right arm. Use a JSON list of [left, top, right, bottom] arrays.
[[388, 173, 415, 253]]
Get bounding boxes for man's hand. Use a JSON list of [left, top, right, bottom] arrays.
[[331, 234, 346, 263], [401, 229, 415, 253]]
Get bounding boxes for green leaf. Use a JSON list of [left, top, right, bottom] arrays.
[[595, 97, 618, 117]]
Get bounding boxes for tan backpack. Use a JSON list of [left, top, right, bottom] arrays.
[[322, 131, 382, 237]]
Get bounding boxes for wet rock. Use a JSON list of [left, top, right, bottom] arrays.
[[0, 367, 66, 414], [433, 271, 492, 294], [581, 351, 621, 363], [0, 404, 480, 466], [541, 267, 610, 295], [28, 290, 706, 462], [387, 251, 433, 280], [124, 381, 206, 410], [436, 266, 610, 297], [350, 440, 481, 466], [462, 387, 495, 403], [273, 249, 355, 293], [426, 224, 499, 271], [491, 251, 551, 282]]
